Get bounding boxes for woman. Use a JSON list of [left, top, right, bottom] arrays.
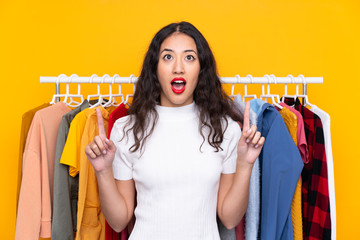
[[85, 21, 265, 239]]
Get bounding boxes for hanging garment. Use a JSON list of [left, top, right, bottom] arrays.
[[283, 98, 331, 240], [60, 107, 96, 238], [52, 100, 90, 240], [279, 102, 310, 240], [78, 106, 115, 240], [15, 102, 71, 240], [61, 108, 95, 177], [250, 99, 303, 240], [276, 106, 303, 240], [235, 219, 245, 240], [104, 103, 128, 240], [16, 102, 50, 213], [61, 106, 115, 240], [310, 105, 336, 240], [61, 107, 94, 177], [108, 103, 128, 138], [217, 215, 236, 240], [233, 96, 258, 240], [279, 103, 309, 164]]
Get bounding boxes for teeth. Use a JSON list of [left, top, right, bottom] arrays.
[[173, 80, 184, 83]]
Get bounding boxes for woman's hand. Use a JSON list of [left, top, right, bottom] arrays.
[[85, 108, 117, 174], [236, 101, 265, 168]]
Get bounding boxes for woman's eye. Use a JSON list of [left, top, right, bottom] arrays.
[[186, 55, 195, 61], [164, 54, 172, 60]]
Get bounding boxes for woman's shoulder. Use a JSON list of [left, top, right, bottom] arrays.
[[110, 115, 133, 140], [224, 115, 241, 130], [113, 115, 133, 128], [223, 116, 242, 138]]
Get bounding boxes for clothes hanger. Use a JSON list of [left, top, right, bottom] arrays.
[[97, 74, 113, 108], [260, 74, 282, 109], [228, 75, 243, 100], [88, 74, 104, 109], [229, 82, 236, 100], [281, 74, 298, 104], [242, 74, 257, 102], [107, 74, 125, 107], [281, 74, 314, 108], [124, 74, 135, 107], [50, 74, 84, 107], [50, 74, 67, 105], [295, 74, 315, 108], [229, 74, 240, 100], [62, 74, 84, 107]]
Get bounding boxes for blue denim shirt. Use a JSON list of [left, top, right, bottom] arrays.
[[251, 99, 303, 240]]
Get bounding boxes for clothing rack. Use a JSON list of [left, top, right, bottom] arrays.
[[40, 74, 323, 105], [36, 74, 334, 240]]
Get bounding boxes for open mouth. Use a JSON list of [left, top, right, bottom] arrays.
[[171, 78, 186, 94]]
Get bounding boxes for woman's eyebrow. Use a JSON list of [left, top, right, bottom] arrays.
[[160, 48, 197, 55], [184, 49, 197, 55], [160, 48, 173, 53]]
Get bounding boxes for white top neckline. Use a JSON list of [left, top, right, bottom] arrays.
[[155, 102, 197, 121]]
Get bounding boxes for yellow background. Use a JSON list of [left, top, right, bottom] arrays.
[[1, 0, 359, 239]]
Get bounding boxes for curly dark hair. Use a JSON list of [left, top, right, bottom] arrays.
[[124, 21, 243, 153]]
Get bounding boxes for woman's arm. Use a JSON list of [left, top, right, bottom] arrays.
[[217, 164, 252, 229], [217, 101, 265, 229], [96, 170, 135, 232], [85, 108, 135, 232]]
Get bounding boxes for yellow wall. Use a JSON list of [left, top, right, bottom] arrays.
[[1, 0, 359, 239]]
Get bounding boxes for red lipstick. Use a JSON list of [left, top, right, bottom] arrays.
[[171, 77, 186, 94]]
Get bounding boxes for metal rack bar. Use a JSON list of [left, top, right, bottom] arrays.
[[40, 75, 323, 85]]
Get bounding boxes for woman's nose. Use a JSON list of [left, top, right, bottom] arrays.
[[173, 58, 184, 74]]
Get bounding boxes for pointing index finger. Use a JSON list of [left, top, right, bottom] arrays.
[[243, 101, 251, 131], [96, 108, 106, 139]]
